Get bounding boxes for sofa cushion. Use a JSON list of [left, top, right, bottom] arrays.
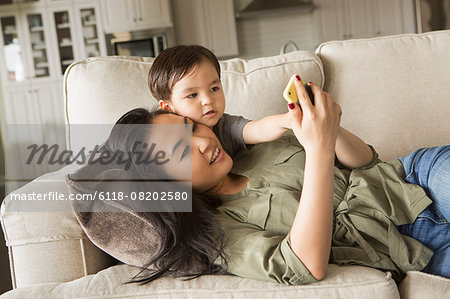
[[316, 30, 450, 161], [64, 52, 323, 151], [0, 264, 400, 299], [398, 271, 450, 299]]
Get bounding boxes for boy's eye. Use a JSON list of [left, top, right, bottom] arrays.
[[211, 86, 219, 92], [192, 122, 198, 132], [187, 93, 197, 99]]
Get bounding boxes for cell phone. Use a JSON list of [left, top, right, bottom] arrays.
[[283, 74, 315, 105]]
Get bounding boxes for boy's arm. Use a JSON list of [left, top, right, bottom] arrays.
[[242, 113, 290, 144]]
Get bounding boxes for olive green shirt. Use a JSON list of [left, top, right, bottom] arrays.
[[215, 132, 433, 285]]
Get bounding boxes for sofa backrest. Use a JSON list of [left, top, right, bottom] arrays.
[[316, 30, 450, 161], [64, 52, 323, 152]]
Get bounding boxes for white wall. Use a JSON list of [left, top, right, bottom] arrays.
[[235, 12, 318, 59]]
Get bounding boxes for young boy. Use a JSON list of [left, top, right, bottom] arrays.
[[148, 45, 293, 157]]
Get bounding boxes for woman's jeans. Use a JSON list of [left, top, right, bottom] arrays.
[[397, 145, 450, 278]]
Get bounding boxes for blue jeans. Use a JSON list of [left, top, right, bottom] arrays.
[[397, 145, 450, 278]]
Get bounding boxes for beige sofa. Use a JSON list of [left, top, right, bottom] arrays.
[[1, 30, 450, 298]]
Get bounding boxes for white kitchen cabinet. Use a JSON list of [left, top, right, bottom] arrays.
[[0, 1, 104, 193], [101, 0, 172, 33], [172, 0, 238, 58], [137, 0, 172, 30], [48, 1, 106, 75], [100, 0, 135, 33], [1, 2, 106, 80], [47, 4, 80, 75], [201, 0, 238, 57], [73, 2, 107, 58], [0, 8, 56, 83], [314, 0, 405, 42]]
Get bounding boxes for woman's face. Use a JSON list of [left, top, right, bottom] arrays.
[[150, 113, 233, 193]]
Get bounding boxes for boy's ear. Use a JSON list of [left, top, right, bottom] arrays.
[[159, 100, 173, 111]]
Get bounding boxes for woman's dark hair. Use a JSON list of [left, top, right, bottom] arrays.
[[148, 45, 221, 101], [104, 108, 227, 284]]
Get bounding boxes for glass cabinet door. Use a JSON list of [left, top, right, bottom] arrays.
[[26, 13, 50, 78], [0, 0, 42, 7], [1, 15, 26, 82], [53, 9, 74, 74], [0, 0, 43, 5], [78, 7, 101, 57]]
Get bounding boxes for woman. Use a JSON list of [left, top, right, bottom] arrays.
[[71, 82, 449, 285]]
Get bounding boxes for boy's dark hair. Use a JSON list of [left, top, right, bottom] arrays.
[[148, 45, 221, 101]]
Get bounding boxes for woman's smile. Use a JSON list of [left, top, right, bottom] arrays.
[[150, 112, 233, 192], [210, 147, 223, 165]]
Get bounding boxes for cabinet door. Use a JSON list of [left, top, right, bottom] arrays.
[[30, 82, 67, 175], [3, 83, 65, 192], [0, 12, 30, 83], [2, 86, 30, 192], [136, 0, 172, 30], [2, 86, 40, 188], [49, 7, 78, 75], [22, 9, 54, 79], [74, 3, 107, 58], [101, 0, 136, 33], [343, 0, 375, 39], [172, 0, 237, 57], [201, 0, 237, 57]]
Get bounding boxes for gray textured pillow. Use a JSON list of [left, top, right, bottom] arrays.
[[66, 161, 161, 269]]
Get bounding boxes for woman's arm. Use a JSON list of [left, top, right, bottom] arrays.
[[290, 149, 335, 280], [335, 126, 374, 169], [287, 79, 341, 280]]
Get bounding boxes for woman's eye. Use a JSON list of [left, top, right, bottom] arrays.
[[187, 93, 197, 99], [211, 86, 219, 92], [180, 146, 191, 161]]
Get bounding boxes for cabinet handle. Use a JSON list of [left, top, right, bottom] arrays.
[[133, 18, 137, 22]]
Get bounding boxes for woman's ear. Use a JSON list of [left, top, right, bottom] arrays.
[[159, 100, 173, 111]]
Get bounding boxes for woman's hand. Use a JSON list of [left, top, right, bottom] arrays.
[[287, 78, 341, 155], [286, 78, 341, 280]]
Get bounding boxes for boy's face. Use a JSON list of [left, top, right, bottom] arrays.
[[162, 60, 225, 128]]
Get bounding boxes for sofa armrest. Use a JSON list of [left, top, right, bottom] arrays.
[[0, 164, 115, 288]]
